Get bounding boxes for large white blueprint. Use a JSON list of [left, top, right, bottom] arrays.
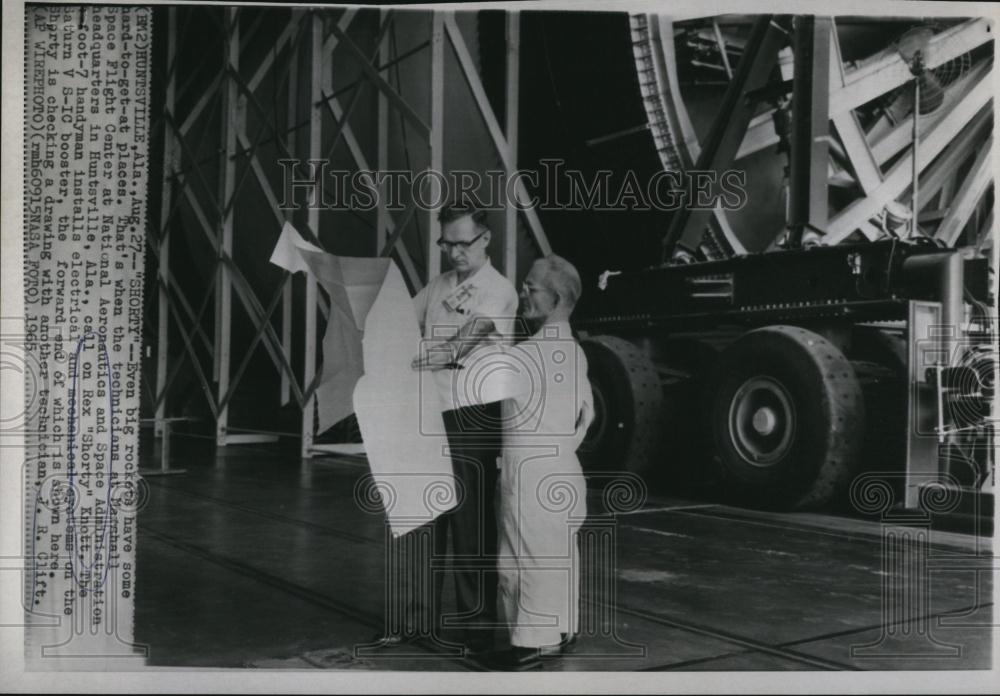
[[270, 223, 454, 535]]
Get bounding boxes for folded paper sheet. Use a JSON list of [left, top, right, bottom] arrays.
[[270, 223, 384, 431], [270, 223, 454, 535]]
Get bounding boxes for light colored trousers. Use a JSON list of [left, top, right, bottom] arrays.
[[497, 448, 587, 648]]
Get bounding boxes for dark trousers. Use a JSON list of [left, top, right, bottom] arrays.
[[393, 402, 501, 638]]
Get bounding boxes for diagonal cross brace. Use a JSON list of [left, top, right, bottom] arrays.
[[444, 14, 551, 257], [825, 68, 993, 243], [662, 15, 791, 260], [154, 272, 221, 418], [327, 16, 430, 141]]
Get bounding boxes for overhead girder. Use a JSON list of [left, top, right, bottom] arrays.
[[825, 66, 992, 243], [828, 21, 882, 197], [631, 14, 746, 257], [736, 18, 992, 162], [632, 13, 994, 254], [659, 14, 792, 261], [935, 137, 993, 246], [917, 107, 991, 219], [869, 60, 987, 167], [151, 6, 545, 454], [786, 15, 832, 247]]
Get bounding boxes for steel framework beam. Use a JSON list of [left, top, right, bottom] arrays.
[[504, 10, 520, 280], [376, 8, 389, 254], [154, 7, 177, 438], [635, 15, 746, 255], [936, 137, 993, 246], [915, 106, 991, 218], [736, 18, 992, 162], [152, 7, 543, 456], [662, 15, 790, 260], [828, 20, 882, 197], [281, 15, 300, 407], [428, 12, 445, 280], [215, 7, 239, 445], [151, 8, 316, 448], [975, 209, 994, 254], [870, 60, 988, 169], [824, 67, 993, 243], [315, 11, 421, 288], [302, 12, 322, 457], [787, 15, 831, 247], [444, 13, 551, 256]]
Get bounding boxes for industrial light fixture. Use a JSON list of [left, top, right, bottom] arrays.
[[895, 26, 944, 239]]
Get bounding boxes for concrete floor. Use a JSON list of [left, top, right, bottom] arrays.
[[134, 437, 994, 671]]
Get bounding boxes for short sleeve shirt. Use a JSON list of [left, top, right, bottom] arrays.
[[413, 259, 518, 410], [413, 259, 518, 344], [450, 320, 594, 455]]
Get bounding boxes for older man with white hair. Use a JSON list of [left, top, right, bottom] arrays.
[[451, 254, 594, 670]]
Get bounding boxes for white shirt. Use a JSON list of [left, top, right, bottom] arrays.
[[452, 321, 594, 454], [413, 259, 518, 410]]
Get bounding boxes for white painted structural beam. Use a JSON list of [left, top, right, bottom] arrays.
[[444, 14, 551, 256], [825, 67, 992, 244], [936, 138, 992, 246]]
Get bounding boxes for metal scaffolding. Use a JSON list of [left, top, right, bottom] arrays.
[[146, 10, 994, 462], [633, 15, 994, 257], [148, 7, 550, 457]]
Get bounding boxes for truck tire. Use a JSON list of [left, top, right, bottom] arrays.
[[656, 339, 720, 493], [708, 326, 865, 510], [579, 335, 663, 476]]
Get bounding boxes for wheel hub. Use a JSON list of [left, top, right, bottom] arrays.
[[728, 377, 796, 467], [751, 407, 779, 436]]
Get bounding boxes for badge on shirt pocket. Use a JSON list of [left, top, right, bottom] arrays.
[[442, 282, 477, 315]]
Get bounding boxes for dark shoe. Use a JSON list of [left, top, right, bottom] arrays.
[[462, 632, 494, 656], [478, 646, 542, 671], [539, 632, 577, 656], [559, 632, 578, 653], [368, 630, 420, 648]]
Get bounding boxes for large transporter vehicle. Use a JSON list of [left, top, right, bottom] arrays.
[[567, 14, 996, 514], [574, 238, 994, 512]]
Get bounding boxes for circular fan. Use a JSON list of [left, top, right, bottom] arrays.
[[880, 26, 974, 117]]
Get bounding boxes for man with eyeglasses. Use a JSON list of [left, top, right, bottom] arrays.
[[399, 200, 517, 654]]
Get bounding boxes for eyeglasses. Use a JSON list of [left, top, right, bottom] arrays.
[[436, 230, 487, 252], [521, 282, 555, 297]]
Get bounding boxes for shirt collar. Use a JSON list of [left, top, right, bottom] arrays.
[[449, 258, 493, 287]]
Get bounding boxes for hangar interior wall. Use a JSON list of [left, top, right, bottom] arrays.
[[143, 6, 545, 456], [141, 9, 997, 460]]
